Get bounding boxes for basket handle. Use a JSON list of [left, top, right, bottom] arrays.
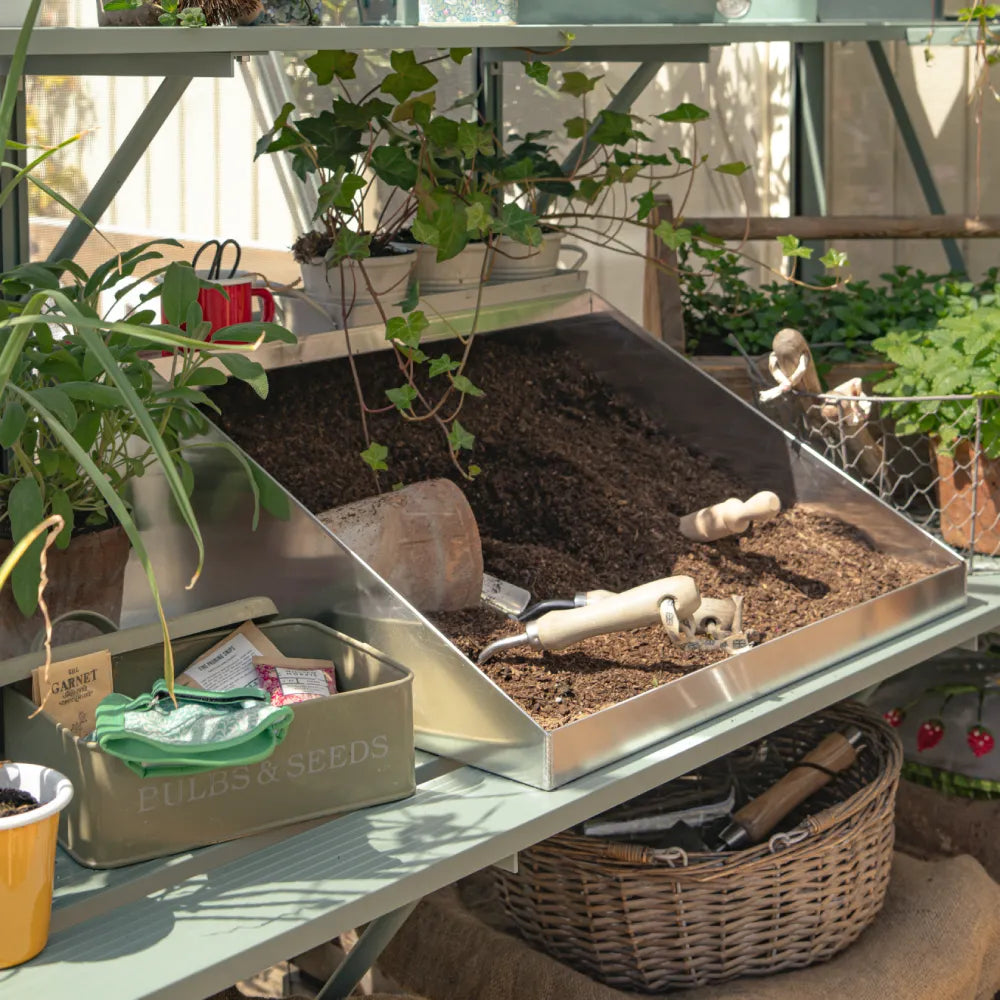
[[592, 839, 690, 867], [30, 610, 119, 651]]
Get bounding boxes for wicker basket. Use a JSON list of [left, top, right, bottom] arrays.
[[494, 702, 902, 993]]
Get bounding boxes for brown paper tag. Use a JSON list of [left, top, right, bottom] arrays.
[[176, 621, 284, 691], [32, 649, 114, 740]]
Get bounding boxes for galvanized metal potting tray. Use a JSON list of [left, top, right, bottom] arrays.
[[1, 293, 962, 792]]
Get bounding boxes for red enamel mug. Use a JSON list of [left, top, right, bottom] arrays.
[[162, 269, 276, 343]]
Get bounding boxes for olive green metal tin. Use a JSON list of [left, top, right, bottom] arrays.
[[2, 600, 414, 868]]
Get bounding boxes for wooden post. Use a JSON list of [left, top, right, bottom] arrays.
[[642, 196, 686, 352]]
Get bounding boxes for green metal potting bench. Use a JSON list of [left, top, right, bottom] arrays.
[[0, 575, 998, 1000], [0, 13, 997, 999]]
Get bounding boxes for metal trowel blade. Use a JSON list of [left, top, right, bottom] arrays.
[[481, 572, 532, 617]]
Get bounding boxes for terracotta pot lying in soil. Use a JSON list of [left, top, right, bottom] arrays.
[[0, 524, 130, 661], [210, 331, 931, 731], [933, 438, 1000, 554]]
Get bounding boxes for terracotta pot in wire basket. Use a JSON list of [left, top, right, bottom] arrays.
[[494, 702, 902, 993]]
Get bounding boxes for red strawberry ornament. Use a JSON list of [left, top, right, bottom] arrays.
[[883, 707, 905, 728], [916, 718, 945, 752], [967, 725, 995, 758]]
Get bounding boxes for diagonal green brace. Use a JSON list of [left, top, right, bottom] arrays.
[[314, 899, 420, 1000], [867, 40, 966, 275], [46, 74, 193, 266]]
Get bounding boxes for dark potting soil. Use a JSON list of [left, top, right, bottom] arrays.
[[0, 788, 40, 818], [211, 329, 932, 730]]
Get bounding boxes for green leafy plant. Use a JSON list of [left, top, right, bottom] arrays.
[[680, 250, 1000, 363], [0, 0, 295, 687], [873, 306, 1000, 457], [102, 0, 208, 25]]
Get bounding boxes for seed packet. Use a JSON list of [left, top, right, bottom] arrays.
[[176, 621, 284, 691], [31, 649, 114, 740], [252, 656, 337, 707]]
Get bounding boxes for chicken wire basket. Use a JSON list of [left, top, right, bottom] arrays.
[[744, 356, 1000, 572]]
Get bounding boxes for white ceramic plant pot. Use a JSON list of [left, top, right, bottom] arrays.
[[94, 0, 161, 24], [488, 231, 588, 282], [0, 763, 74, 969], [411, 242, 492, 292], [418, 0, 516, 22], [300, 251, 415, 311], [2, 0, 34, 27]]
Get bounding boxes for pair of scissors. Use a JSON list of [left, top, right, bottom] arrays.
[[192, 239, 242, 281]]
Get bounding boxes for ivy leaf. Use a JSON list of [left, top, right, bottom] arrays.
[[523, 60, 550, 85], [590, 110, 636, 147], [424, 116, 460, 147], [715, 161, 750, 176], [305, 49, 358, 85], [372, 146, 418, 188], [777, 234, 813, 259], [424, 195, 469, 262], [654, 220, 692, 252], [451, 374, 484, 397], [450, 47, 472, 64], [331, 96, 393, 129], [465, 200, 493, 236], [564, 116, 589, 139], [328, 229, 372, 263], [429, 353, 461, 377], [494, 203, 542, 247], [398, 280, 420, 313], [657, 102, 710, 123], [315, 172, 366, 215], [386, 384, 418, 412], [447, 419, 475, 452], [391, 91, 436, 123], [821, 247, 849, 269], [385, 310, 428, 349], [669, 145, 692, 166], [634, 189, 656, 222], [457, 121, 494, 159], [381, 50, 439, 103], [576, 177, 603, 203], [560, 71, 603, 97], [361, 441, 389, 472]]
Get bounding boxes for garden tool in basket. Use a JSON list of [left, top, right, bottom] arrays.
[[586, 726, 863, 853]]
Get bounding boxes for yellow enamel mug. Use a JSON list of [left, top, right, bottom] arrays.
[[0, 762, 74, 968]]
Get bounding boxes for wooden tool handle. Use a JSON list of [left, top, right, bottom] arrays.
[[679, 491, 781, 542], [729, 731, 858, 844], [531, 576, 699, 651]]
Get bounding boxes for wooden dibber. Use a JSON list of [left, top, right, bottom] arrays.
[[717, 726, 862, 849], [679, 492, 781, 542]]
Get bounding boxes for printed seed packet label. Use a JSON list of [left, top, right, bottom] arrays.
[[177, 621, 284, 691], [32, 649, 114, 739], [253, 656, 337, 707]]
